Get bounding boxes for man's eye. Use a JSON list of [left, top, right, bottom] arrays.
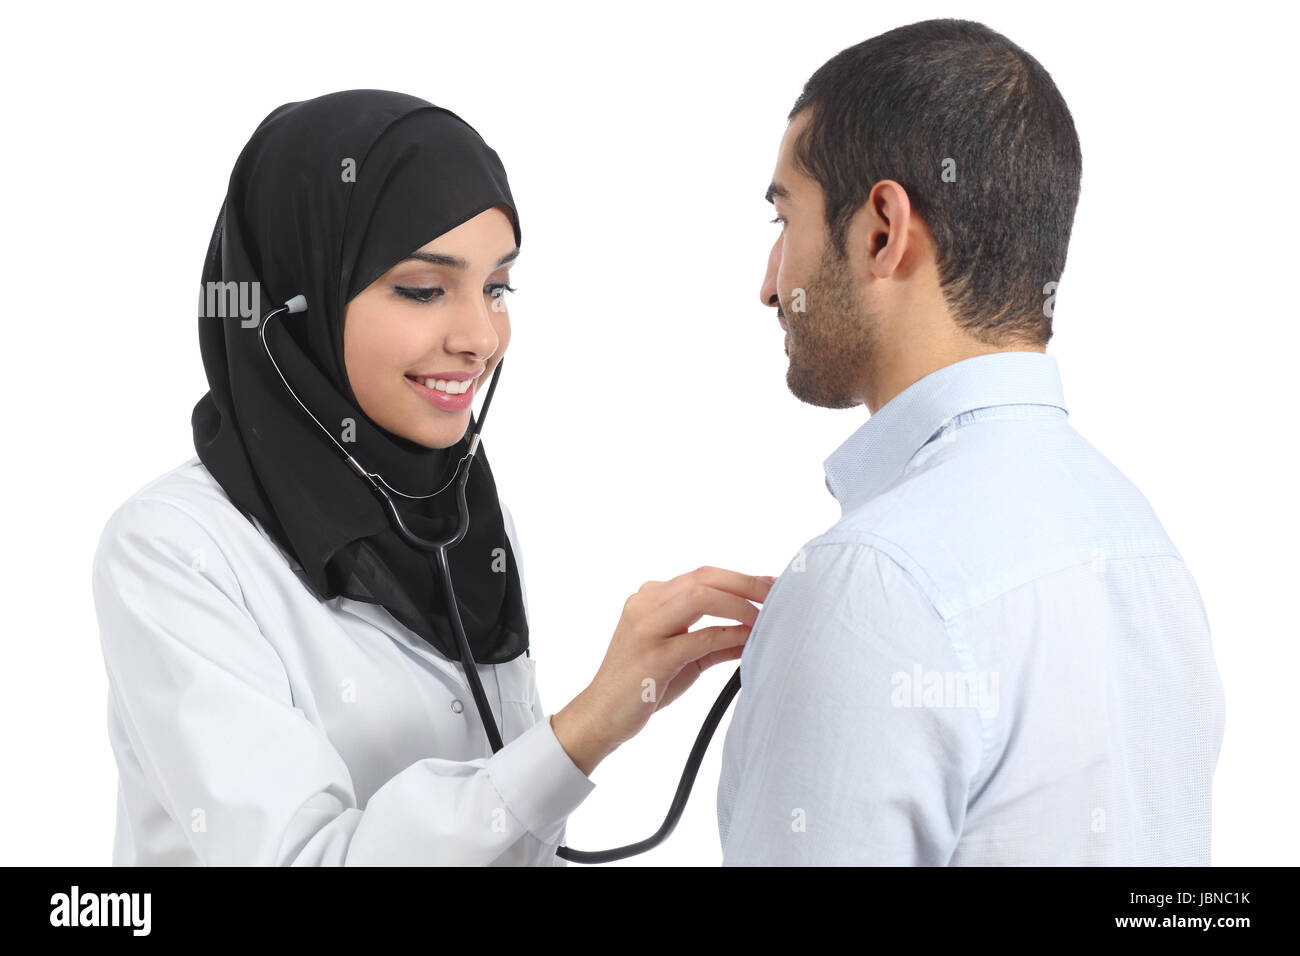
[[770, 216, 786, 227], [487, 283, 517, 299], [395, 286, 444, 302]]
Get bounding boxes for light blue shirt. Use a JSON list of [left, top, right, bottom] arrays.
[[717, 350, 1225, 865]]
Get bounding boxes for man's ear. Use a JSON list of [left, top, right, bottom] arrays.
[[856, 179, 918, 280]]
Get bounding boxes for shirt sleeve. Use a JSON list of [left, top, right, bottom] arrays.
[[718, 540, 985, 865], [93, 496, 594, 866]]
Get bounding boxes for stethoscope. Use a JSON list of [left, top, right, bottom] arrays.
[[260, 294, 742, 863]]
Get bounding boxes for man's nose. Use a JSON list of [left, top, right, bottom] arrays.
[[759, 236, 782, 309]]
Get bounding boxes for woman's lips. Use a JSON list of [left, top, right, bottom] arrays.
[[405, 374, 475, 411]]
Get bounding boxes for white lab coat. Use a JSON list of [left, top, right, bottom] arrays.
[[92, 456, 595, 865]]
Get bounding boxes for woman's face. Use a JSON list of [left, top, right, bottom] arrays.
[[344, 204, 517, 449]]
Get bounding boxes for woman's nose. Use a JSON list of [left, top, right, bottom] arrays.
[[445, 296, 500, 358]]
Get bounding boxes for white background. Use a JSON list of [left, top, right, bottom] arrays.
[[1, 0, 1295, 866]]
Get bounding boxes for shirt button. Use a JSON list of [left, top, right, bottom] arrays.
[[450, 699, 464, 714]]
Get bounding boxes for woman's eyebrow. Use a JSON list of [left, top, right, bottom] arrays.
[[401, 247, 520, 269]]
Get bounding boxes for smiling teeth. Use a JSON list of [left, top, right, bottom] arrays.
[[418, 377, 472, 394]]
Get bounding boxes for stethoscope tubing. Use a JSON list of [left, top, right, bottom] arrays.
[[260, 296, 740, 863]]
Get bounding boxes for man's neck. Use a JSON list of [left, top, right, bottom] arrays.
[[864, 337, 1046, 414]]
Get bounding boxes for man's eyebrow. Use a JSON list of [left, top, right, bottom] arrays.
[[401, 246, 520, 269], [765, 182, 791, 204]]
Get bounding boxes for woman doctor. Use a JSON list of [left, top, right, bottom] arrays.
[[92, 89, 772, 866]]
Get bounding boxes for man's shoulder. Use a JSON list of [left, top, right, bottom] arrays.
[[819, 416, 1182, 619]]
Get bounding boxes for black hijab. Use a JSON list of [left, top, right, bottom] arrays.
[[192, 89, 528, 665]]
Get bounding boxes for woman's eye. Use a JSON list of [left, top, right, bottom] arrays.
[[769, 216, 786, 227], [395, 286, 444, 303], [487, 283, 517, 300]]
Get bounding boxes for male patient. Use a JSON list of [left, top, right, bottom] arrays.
[[716, 18, 1225, 865]]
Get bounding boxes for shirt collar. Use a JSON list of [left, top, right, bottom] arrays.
[[823, 350, 1069, 513]]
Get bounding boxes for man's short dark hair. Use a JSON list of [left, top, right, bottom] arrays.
[[788, 18, 1082, 347]]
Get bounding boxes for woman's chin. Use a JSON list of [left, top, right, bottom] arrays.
[[367, 392, 472, 448], [408, 418, 471, 450]]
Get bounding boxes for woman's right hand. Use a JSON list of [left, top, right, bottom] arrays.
[[550, 565, 776, 776]]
